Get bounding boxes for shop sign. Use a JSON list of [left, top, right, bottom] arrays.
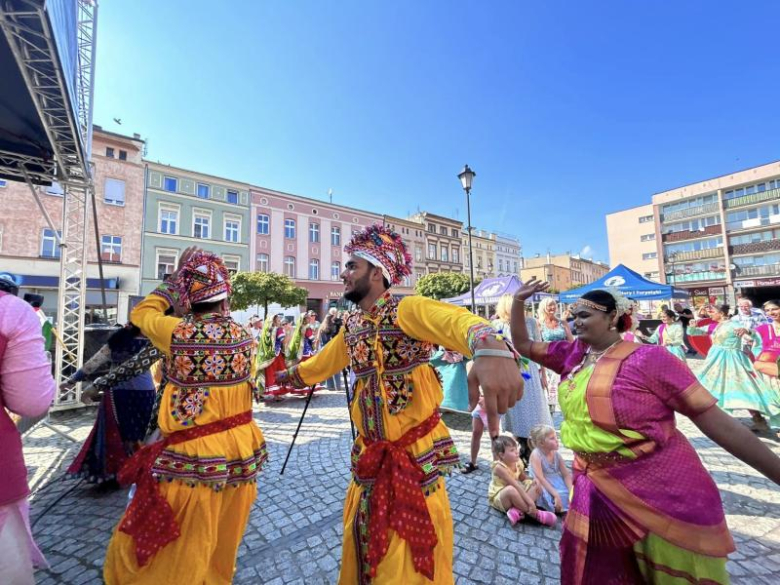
[[738, 277, 780, 288]]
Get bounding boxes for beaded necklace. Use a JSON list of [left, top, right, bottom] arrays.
[[560, 339, 621, 397]]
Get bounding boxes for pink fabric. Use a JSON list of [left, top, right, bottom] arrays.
[[0, 498, 48, 570], [756, 323, 780, 360], [0, 293, 56, 506], [538, 340, 732, 565]]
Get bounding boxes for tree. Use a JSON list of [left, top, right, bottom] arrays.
[[230, 271, 309, 317], [415, 272, 475, 300]]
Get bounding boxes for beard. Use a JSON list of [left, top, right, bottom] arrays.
[[344, 272, 372, 304]]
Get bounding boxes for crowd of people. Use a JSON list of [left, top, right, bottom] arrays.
[[3, 223, 780, 584]]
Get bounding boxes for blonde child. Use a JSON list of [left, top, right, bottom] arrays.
[[488, 436, 557, 526], [528, 424, 572, 513]]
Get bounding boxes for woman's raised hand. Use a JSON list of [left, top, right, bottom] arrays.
[[513, 277, 551, 302]]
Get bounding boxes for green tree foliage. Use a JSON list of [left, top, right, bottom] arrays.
[[230, 271, 308, 316], [415, 272, 475, 300]]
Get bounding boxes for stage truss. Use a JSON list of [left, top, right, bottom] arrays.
[[0, 0, 97, 408]]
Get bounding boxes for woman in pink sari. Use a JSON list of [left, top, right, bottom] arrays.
[[510, 279, 780, 584]]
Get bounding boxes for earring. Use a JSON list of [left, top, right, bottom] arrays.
[[610, 325, 617, 331]]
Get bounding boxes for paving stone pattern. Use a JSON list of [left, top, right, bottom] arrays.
[[24, 358, 780, 584]]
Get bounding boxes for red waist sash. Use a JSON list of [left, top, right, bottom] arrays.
[[117, 410, 253, 566], [355, 410, 442, 581]]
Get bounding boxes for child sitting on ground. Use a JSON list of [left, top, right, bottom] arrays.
[[488, 435, 557, 527], [528, 424, 572, 514]]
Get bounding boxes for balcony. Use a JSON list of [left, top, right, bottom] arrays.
[[668, 270, 727, 284], [666, 247, 724, 262], [730, 239, 780, 256], [661, 202, 720, 223], [723, 187, 780, 210], [661, 224, 722, 243], [737, 263, 780, 277]]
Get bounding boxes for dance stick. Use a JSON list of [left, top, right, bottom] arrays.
[[343, 369, 356, 441], [280, 385, 317, 475]]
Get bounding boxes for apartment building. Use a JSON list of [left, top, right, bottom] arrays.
[[462, 229, 497, 280], [605, 204, 661, 281], [141, 162, 251, 295], [652, 160, 780, 307], [521, 252, 609, 292], [251, 187, 382, 315], [383, 214, 426, 294], [408, 212, 464, 274], [0, 126, 146, 322], [494, 233, 522, 276]]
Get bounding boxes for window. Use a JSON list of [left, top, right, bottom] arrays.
[[309, 259, 320, 280], [331, 261, 341, 281], [159, 204, 179, 234], [104, 178, 126, 205], [284, 256, 296, 277], [257, 213, 270, 235], [665, 236, 723, 255], [451, 228, 458, 238], [106, 147, 114, 158], [642, 252, 658, 260], [309, 222, 320, 243], [223, 256, 240, 273], [226, 190, 239, 204], [638, 215, 654, 223], [118, 150, 127, 161], [101, 235, 122, 262], [41, 228, 61, 258], [452, 247, 459, 264], [224, 215, 241, 243], [285, 219, 296, 239], [156, 249, 177, 280], [441, 246, 449, 262], [164, 177, 178, 192], [415, 245, 422, 262], [498, 259, 504, 272], [428, 243, 437, 259], [439, 226, 447, 235], [193, 211, 211, 239], [331, 226, 341, 246], [197, 183, 210, 199], [640, 233, 656, 242], [257, 253, 269, 272], [46, 181, 63, 196], [428, 224, 436, 233]]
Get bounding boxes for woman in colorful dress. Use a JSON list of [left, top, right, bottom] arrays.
[[749, 300, 780, 433], [494, 294, 552, 462], [635, 309, 687, 362], [64, 324, 157, 486], [256, 314, 292, 398], [510, 280, 780, 584], [689, 304, 780, 432], [537, 297, 573, 414]]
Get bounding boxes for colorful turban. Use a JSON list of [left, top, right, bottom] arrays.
[[345, 224, 412, 286], [176, 251, 232, 309]]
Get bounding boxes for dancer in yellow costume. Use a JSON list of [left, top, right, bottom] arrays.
[[278, 225, 524, 584], [104, 248, 267, 584]]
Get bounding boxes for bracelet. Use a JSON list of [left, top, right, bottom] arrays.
[[473, 349, 517, 360]]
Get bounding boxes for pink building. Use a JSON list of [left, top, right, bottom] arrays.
[[250, 187, 383, 316]]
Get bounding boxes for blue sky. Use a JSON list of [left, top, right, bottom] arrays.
[[93, 1, 780, 263]]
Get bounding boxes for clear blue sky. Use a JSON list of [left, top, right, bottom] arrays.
[[93, 1, 780, 263]]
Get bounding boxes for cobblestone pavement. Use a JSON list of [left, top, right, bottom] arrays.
[[24, 358, 780, 584]]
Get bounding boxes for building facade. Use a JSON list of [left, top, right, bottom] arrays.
[[605, 204, 661, 280], [462, 229, 497, 280], [251, 187, 382, 316], [493, 233, 522, 276], [652, 160, 780, 307], [0, 126, 146, 322], [521, 253, 609, 293], [520, 261, 573, 293], [141, 162, 251, 295], [409, 212, 464, 274]]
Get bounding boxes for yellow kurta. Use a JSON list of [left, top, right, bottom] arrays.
[[104, 286, 267, 585], [290, 292, 492, 585]]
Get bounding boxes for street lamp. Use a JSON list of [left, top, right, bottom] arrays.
[[458, 164, 477, 312]]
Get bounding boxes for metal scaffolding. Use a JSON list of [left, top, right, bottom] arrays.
[[0, 0, 97, 408]]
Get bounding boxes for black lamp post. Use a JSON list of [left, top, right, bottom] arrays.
[[458, 164, 477, 312]]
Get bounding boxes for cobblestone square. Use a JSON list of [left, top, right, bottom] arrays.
[[24, 360, 780, 584]]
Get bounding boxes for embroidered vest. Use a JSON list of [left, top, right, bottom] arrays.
[[344, 294, 434, 415], [0, 291, 31, 506], [167, 314, 255, 388]]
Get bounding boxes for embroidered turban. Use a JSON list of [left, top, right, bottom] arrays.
[[345, 224, 412, 286], [176, 251, 231, 309]]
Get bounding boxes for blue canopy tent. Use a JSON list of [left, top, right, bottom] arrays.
[[559, 264, 689, 303], [443, 275, 557, 307]]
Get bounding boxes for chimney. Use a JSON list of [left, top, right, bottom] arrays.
[[133, 133, 141, 139]]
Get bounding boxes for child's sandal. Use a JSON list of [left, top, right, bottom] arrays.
[[460, 462, 479, 474]]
